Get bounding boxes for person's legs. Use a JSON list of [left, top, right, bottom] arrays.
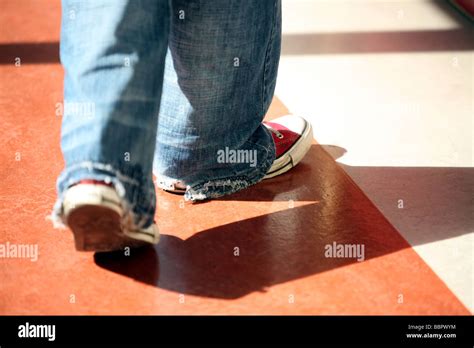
[[153, 0, 281, 200], [53, 0, 169, 245]]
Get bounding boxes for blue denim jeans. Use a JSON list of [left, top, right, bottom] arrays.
[[53, 0, 281, 230]]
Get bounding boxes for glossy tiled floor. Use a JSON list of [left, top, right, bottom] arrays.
[[277, 0, 473, 311], [0, 0, 471, 314]]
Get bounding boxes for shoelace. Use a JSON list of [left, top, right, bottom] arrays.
[[264, 123, 284, 139]]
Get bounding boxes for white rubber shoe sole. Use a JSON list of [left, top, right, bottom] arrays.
[[63, 184, 159, 252]]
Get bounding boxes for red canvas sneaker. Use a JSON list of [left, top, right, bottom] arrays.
[[263, 115, 312, 179], [62, 180, 159, 252], [158, 115, 313, 194]]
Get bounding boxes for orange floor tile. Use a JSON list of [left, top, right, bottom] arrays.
[[0, 0, 470, 315]]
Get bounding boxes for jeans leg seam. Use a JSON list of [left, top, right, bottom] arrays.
[[261, 1, 278, 116], [183, 149, 274, 201], [57, 161, 141, 188]]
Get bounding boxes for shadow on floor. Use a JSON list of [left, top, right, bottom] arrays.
[[281, 28, 474, 55], [281, 0, 473, 55], [94, 144, 472, 299], [1, 1, 472, 64]]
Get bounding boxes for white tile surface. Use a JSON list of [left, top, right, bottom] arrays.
[[277, 0, 473, 311]]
